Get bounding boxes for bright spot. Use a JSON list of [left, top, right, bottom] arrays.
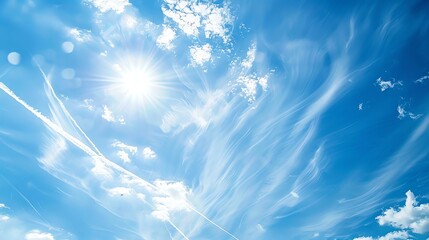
[[7, 52, 21, 65], [120, 69, 154, 98], [62, 41, 74, 53], [62, 68, 75, 79], [120, 14, 137, 28]]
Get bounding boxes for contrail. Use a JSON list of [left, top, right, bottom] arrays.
[[0, 81, 156, 191], [185, 203, 239, 240], [0, 81, 239, 240], [167, 219, 190, 240], [1, 176, 48, 225], [35, 63, 104, 157]]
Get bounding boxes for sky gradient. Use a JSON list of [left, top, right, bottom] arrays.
[[1, 0, 429, 239]]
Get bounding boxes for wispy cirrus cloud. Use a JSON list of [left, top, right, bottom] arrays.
[[0, 81, 239, 240]]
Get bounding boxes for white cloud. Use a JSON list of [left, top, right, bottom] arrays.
[[38, 136, 67, 168], [142, 147, 157, 160], [102, 105, 115, 122], [118, 116, 125, 125], [200, 3, 233, 42], [376, 77, 402, 91], [112, 140, 137, 154], [353, 230, 410, 240], [397, 105, 423, 120], [102, 105, 125, 124], [358, 103, 363, 110], [0, 215, 10, 222], [69, 28, 92, 42], [116, 150, 131, 163], [0, 203, 6, 208], [112, 140, 137, 163], [151, 180, 191, 221], [377, 190, 429, 234], [258, 75, 269, 92], [81, 99, 95, 111], [241, 43, 257, 69], [156, 25, 177, 50], [161, 0, 233, 42], [415, 73, 429, 84], [397, 105, 406, 119], [107, 187, 133, 197], [409, 112, 423, 120], [290, 191, 300, 199], [25, 230, 55, 240], [85, 0, 130, 14], [91, 159, 113, 179], [190, 44, 212, 66], [236, 74, 269, 103], [7, 52, 21, 65]]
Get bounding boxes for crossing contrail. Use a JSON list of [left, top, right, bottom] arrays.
[[36, 63, 105, 157], [0, 81, 240, 240]]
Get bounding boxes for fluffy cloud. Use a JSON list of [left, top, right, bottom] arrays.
[[111, 140, 138, 163], [236, 74, 269, 103], [102, 105, 115, 122], [25, 230, 55, 240], [190, 44, 212, 66], [0, 215, 10, 221], [102, 105, 125, 124], [156, 25, 177, 50], [241, 43, 257, 69], [142, 147, 157, 160], [353, 231, 410, 240], [91, 159, 113, 179], [116, 150, 131, 163], [85, 0, 130, 14], [151, 180, 191, 221], [68, 28, 92, 42], [377, 190, 429, 234], [0, 203, 6, 208], [161, 0, 233, 42], [375, 77, 402, 91]]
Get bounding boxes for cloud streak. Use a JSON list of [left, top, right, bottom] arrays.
[[0, 81, 239, 240]]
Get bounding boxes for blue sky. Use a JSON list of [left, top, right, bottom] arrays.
[[1, 0, 429, 239]]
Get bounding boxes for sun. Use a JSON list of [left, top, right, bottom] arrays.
[[103, 53, 173, 110], [111, 59, 162, 107], [121, 69, 153, 98]]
